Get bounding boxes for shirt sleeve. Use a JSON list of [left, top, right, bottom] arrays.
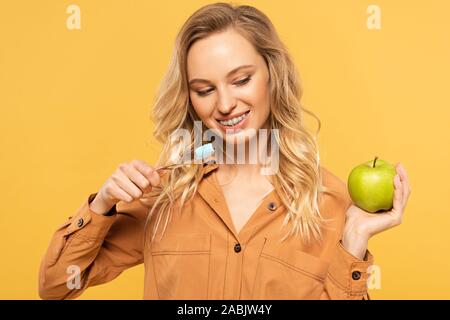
[[38, 193, 150, 300], [321, 240, 375, 300]]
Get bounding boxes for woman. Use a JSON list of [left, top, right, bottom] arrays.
[[39, 2, 411, 300]]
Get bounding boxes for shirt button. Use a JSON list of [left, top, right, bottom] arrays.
[[267, 202, 277, 211], [77, 218, 84, 228], [234, 243, 241, 253], [352, 271, 361, 280]]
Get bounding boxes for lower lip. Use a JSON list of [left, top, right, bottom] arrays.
[[217, 111, 251, 132]]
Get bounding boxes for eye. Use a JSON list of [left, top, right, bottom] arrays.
[[196, 88, 214, 97], [234, 76, 251, 86], [194, 76, 252, 97]]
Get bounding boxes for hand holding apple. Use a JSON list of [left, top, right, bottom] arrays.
[[341, 160, 412, 260]]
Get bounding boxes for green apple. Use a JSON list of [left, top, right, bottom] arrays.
[[347, 156, 396, 213]]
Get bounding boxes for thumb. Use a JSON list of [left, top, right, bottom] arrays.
[[148, 169, 161, 188]]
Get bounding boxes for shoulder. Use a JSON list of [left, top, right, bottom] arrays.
[[318, 166, 353, 222]]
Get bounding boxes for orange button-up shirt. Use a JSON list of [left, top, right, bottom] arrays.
[[39, 163, 374, 300]]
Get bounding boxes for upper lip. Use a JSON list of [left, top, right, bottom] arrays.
[[216, 110, 250, 121]]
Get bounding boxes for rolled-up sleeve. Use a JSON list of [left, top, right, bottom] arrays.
[[38, 193, 149, 300]]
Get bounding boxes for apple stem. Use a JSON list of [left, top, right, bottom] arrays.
[[373, 156, 378, 168]]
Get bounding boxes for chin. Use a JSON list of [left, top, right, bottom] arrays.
[[222, 127, 259, 144]]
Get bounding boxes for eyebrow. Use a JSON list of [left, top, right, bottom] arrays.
[[188, 64, 255, 86]]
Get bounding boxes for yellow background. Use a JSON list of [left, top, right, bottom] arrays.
[[1, 0, 449, 299]]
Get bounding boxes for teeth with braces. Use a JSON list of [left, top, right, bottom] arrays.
[[218, 111, 249, 126]]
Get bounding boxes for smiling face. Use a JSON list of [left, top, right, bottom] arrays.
[[187, 28, 271, 145]]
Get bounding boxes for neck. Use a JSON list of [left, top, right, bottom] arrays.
[[214, 118, 276, 182], [216, 136, 274, 184]]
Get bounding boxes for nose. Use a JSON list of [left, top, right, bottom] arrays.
[[216, 86, 237, 114]]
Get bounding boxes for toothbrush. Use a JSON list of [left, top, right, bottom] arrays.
[[155, 143, 216, 172]]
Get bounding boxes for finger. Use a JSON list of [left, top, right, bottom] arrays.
[[131, 160, 161, 188], [109, 184, 134, 203], [124, 164, 151, 191], [392, 174, 403, 215], [398, 164, 411, 205], [113, 170, 143, 199], [131, 160, 154, 180], [148, 169, 161, 187]]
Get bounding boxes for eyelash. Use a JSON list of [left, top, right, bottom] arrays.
[[196, 76, 252, 97]]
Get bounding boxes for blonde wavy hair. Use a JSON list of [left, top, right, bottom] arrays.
[[140, 2, 338, 245]]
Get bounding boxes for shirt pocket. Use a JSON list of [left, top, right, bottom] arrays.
[[251, 237, 330, 299], [150, 232, 211, 299]]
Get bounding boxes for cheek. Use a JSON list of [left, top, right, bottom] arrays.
[[245, 79, 270, 114], [190, 95, 214, 121]]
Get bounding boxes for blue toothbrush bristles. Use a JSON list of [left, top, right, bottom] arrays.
[[194, 143, 215, 162]]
